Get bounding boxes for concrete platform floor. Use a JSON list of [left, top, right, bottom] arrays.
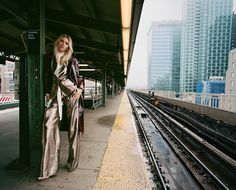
[[0, 92, 152, 190], [95, 92, 152, 190]]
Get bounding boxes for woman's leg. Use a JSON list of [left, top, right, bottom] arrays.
[[66, 97, 80, 172], [38, 99, 60, 179]]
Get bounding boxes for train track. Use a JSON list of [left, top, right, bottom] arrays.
[[158, 103, 236, 160], [128, 91, 236, 190], [133, 91, 236, 160]]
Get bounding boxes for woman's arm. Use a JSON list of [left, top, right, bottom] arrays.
[[57, 67, 78, 97], [57, 58, 83, 98]]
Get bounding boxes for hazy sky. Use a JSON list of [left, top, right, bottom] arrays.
[[126, 0, 236, 89]]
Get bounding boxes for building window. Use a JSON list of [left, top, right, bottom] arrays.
[[233, 53, 236, 60]]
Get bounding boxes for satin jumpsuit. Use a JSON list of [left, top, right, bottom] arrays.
[[38, 57, 83, 179]]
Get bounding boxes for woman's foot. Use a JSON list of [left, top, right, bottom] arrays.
[[38, 174, 56, 180], [38, 176, 50, 180], [67, 163, 78, 172]]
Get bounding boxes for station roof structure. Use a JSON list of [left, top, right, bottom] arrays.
[[0, 0, 144, 87]]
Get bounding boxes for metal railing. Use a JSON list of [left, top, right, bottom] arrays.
[[84, 86, 103, 108]]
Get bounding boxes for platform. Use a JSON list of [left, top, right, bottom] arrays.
[[0, 91, 152, 190], [95, 92, 152, 190]]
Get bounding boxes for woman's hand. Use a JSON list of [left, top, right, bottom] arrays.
[[45, 93, 52, 108], [45, 93, 51, 102], [72, 88, 83, 100]]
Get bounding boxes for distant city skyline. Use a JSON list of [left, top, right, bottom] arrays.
[[180, 0, 233, 92], [127, 0, 236, 89]]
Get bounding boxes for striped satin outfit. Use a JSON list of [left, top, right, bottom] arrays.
[[38, 56, 82, 179]]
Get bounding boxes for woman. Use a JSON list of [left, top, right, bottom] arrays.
[[38, 34, 84, 180]]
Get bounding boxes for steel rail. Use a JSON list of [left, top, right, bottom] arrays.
[[159, 103, 236, 159], [128, 93, 168, 190], [130, 91, 231, 190], [131, 91, 236, 169]]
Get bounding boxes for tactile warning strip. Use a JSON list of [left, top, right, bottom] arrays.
[[95, 93, 152, 190]]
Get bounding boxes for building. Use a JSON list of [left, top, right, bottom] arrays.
[[231, 13, 236, 49], [180, 0, 233, 92], [196, 77, 225, 108], [148, 21, 181, 92], [196, 77, 225, 94], [225, 48, 236, 94], [0, 61, 15, 94]]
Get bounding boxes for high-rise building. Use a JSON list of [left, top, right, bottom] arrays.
[[148, 21, 181, 92], [225, 48, 236, 94], [231, 13, 236, 49], [180, 0, 233, 92]]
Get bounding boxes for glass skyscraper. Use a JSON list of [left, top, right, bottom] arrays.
[[231, 13, 236, 49], [180, 0, 233, 92], [148, 21, 181, 92]]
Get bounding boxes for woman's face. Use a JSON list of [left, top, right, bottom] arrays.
[[58, 37, 69, 53]]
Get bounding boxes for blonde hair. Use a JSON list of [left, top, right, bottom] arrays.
[[54, 34, 73, 64]]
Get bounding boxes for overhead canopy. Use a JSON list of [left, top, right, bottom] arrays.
[[0, 0, 144, 86]]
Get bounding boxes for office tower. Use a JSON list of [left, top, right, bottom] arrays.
[[231, 13, 236, 49], [148, 21, 181, 92], [180, 0, 233, 92]]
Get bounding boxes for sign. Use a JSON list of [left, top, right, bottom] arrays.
[[0, 95, 14, 104]]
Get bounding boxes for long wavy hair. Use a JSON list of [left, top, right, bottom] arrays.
[[54, 34, 73, 64]]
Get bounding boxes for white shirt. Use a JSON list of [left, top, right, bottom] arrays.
[[55, 53, 64, 120]]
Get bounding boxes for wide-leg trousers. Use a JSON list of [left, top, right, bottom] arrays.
[[38, 97, 80, 179]]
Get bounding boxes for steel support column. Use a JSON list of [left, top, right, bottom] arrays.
[[95, 80, 98, 97], [102, 64, 106, 106], [19, 54, 30, 168], [112, 77, 115, 96], [23, 0, 45, 167]]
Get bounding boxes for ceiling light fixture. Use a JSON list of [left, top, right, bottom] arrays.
[[120, 0, 132, 76], [79, 64, 89, 67], [80, 68, 96, 71]]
